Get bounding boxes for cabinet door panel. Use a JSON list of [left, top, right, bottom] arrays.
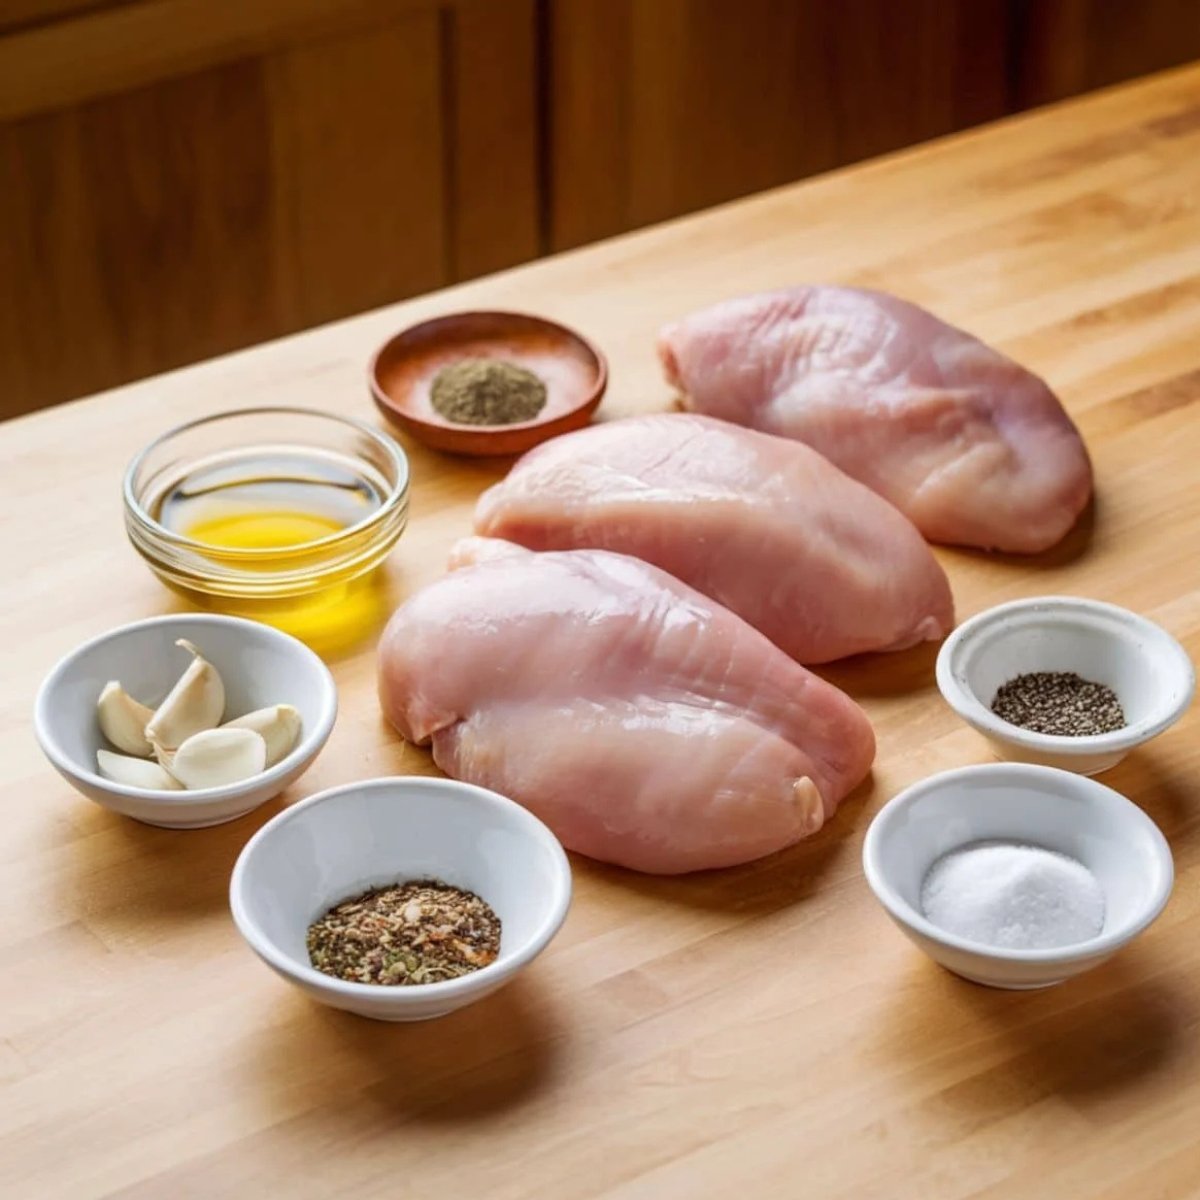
[[0, 59, 282, 415], [0, 3, 527, 416], [1016, 0, 1200, 106], [448, 0, 541, 279], [268, 14, 447, 330], [546, 0, 1012, 252]]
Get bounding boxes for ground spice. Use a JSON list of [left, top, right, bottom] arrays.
[[990, 670, 1126, 736], [430, 358, 547, 425], [307, 880, 501, 986]]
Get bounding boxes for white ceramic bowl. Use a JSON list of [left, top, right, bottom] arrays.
[[229, 776, 572, 1021], [34, 614, 337, 828], [937, 596, 1194, 775], [863, 762, 1173, 989]]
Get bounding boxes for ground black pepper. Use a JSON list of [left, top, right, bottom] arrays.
[[990, 671, 1126, 736], [430, 358, 547, 425], [307, 880, 501, 986]]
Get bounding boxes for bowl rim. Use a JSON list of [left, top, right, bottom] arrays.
[[228, 775, 573, 1002], [936, 595, 1195, 756], [368, 308, 609, 435], [122, 405, 411, 560], [33, 613, 338, 805], [862, 762, 1175, 963]]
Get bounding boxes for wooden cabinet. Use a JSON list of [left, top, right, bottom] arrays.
[[3, 0, 1199, 417], [0, 0, 540, 416], [545, 0, 1012, 251], [1014, 0, 1200, 106]]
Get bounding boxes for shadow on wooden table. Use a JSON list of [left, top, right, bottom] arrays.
[[815, 641, 942, 699], [958, 958, 1189, 1106], [62, 791, 291, 926], [1104, 750, 1196, 848], [939, 493, 1098, 573], [876, 952, 1189, 1114], [248, 974, 562, 1123]]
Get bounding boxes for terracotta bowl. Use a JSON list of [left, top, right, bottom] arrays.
[[369, 311, 608, 457]]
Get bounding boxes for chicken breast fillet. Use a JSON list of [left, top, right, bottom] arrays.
[[378, 546, 875, 873], [658, 286, 1093, 552], [474, 413, 953, 664]]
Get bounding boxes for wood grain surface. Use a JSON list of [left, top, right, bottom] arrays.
[[3, 63, 1200, 1199]]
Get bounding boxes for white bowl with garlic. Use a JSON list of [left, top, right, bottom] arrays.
[[35, 614, 337, 828]]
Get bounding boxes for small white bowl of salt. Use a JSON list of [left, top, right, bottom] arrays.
[[863, 762, 1173, 989]]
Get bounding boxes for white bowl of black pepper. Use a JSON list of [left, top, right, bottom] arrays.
[[937, 596, 1194, 776], [229, 776, 572, 1021]]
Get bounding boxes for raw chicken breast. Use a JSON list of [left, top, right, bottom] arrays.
[[474, 413, 953, 664], [658, 286, 1093, 552], [378, 546, 875, 873]]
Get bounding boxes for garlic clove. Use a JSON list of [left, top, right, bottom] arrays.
[[96, 681, 155, 757], [97, 749, 183, 790], [222, 704, 301, 767], [144, 639, 225, 756], [170, 727, 267, 790]]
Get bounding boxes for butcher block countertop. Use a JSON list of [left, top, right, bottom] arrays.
[[4, 63, 1200, 1200]]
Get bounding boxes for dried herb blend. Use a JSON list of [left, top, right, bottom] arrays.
[[430, 358, 548, 425], [307, 880, 501, 986], [990, 671, 1126, 737]]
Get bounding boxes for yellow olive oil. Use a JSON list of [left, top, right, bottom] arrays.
[[184, 510, 348, 549], [150, 449, 394, 652], [156, 451, 384, 549]]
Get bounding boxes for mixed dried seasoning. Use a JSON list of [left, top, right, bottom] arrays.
[[307, 880, 501, 986]]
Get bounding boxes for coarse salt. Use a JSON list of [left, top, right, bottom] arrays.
[[920, 841, 1105, 951]]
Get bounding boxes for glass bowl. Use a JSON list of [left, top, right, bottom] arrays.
[[123, 408, 410, 649]]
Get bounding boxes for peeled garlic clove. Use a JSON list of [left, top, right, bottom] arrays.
[[170, 727, 266, 790], [144, 639, 225, 755], [96, 681, 155, 757], [97, 749, 182, 790], [222, 704, 301, 767]]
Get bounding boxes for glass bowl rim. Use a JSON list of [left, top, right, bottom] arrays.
[[122, 406, 411, 561]]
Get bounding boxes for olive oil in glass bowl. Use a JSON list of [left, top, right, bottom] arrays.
[[124, 408, 410, 652]]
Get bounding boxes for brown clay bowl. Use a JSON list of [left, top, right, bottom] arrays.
[[369, 311, 608, 457]]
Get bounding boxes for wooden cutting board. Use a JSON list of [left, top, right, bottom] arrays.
[[3, 62, 1200, 1200]]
